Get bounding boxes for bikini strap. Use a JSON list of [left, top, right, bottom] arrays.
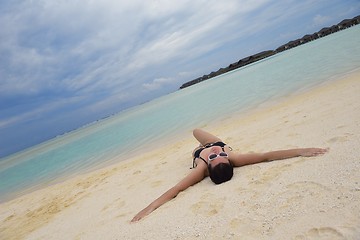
[[191, 156, 208, 169]]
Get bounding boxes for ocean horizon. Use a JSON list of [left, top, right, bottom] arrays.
[[1, 25, 360, 203]]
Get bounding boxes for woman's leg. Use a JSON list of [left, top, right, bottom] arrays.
[[193, 128, 222, 146]]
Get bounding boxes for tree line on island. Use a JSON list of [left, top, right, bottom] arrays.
[[179, 15, 360, 89]]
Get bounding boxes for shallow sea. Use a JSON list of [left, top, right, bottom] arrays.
[[1, 25, 360, 203]]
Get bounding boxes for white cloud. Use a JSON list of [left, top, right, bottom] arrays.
[[312, 14, 331, 28], [142, 77, 174, 91], [124, 0, 272, 72], [1, 0, 276, 100]]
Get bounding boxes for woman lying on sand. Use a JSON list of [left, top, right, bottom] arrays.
[[131, 128, 328, 222]]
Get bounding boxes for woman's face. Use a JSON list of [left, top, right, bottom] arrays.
[[207, 146, 229, 167]]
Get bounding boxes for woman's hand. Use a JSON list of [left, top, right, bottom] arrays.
[[131, 205, 154, 222], [299, 148, 329, 157]]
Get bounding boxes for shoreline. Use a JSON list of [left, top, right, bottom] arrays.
[[1, 70, 360, 239]]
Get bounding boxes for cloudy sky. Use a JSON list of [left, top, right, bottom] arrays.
[[1, 0, 359, 158]]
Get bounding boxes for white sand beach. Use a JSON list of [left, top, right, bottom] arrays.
[[1, 71, 360, 240]]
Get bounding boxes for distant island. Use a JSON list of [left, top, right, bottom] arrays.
[[179, 15, 360, 89]]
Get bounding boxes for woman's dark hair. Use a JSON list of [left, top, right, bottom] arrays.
[[208, 162, 233, 184]]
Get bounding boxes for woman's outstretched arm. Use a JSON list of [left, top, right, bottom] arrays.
[[131, 165, 206, 222], [230, 148, 329, 167]]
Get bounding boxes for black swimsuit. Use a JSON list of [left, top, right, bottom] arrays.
[[192, 141, 227, 168]]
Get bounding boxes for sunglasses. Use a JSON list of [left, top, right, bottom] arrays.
[[208, 152, 228, 162]]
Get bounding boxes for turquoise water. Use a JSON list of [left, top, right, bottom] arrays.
[[1, 25, 360, 203]]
